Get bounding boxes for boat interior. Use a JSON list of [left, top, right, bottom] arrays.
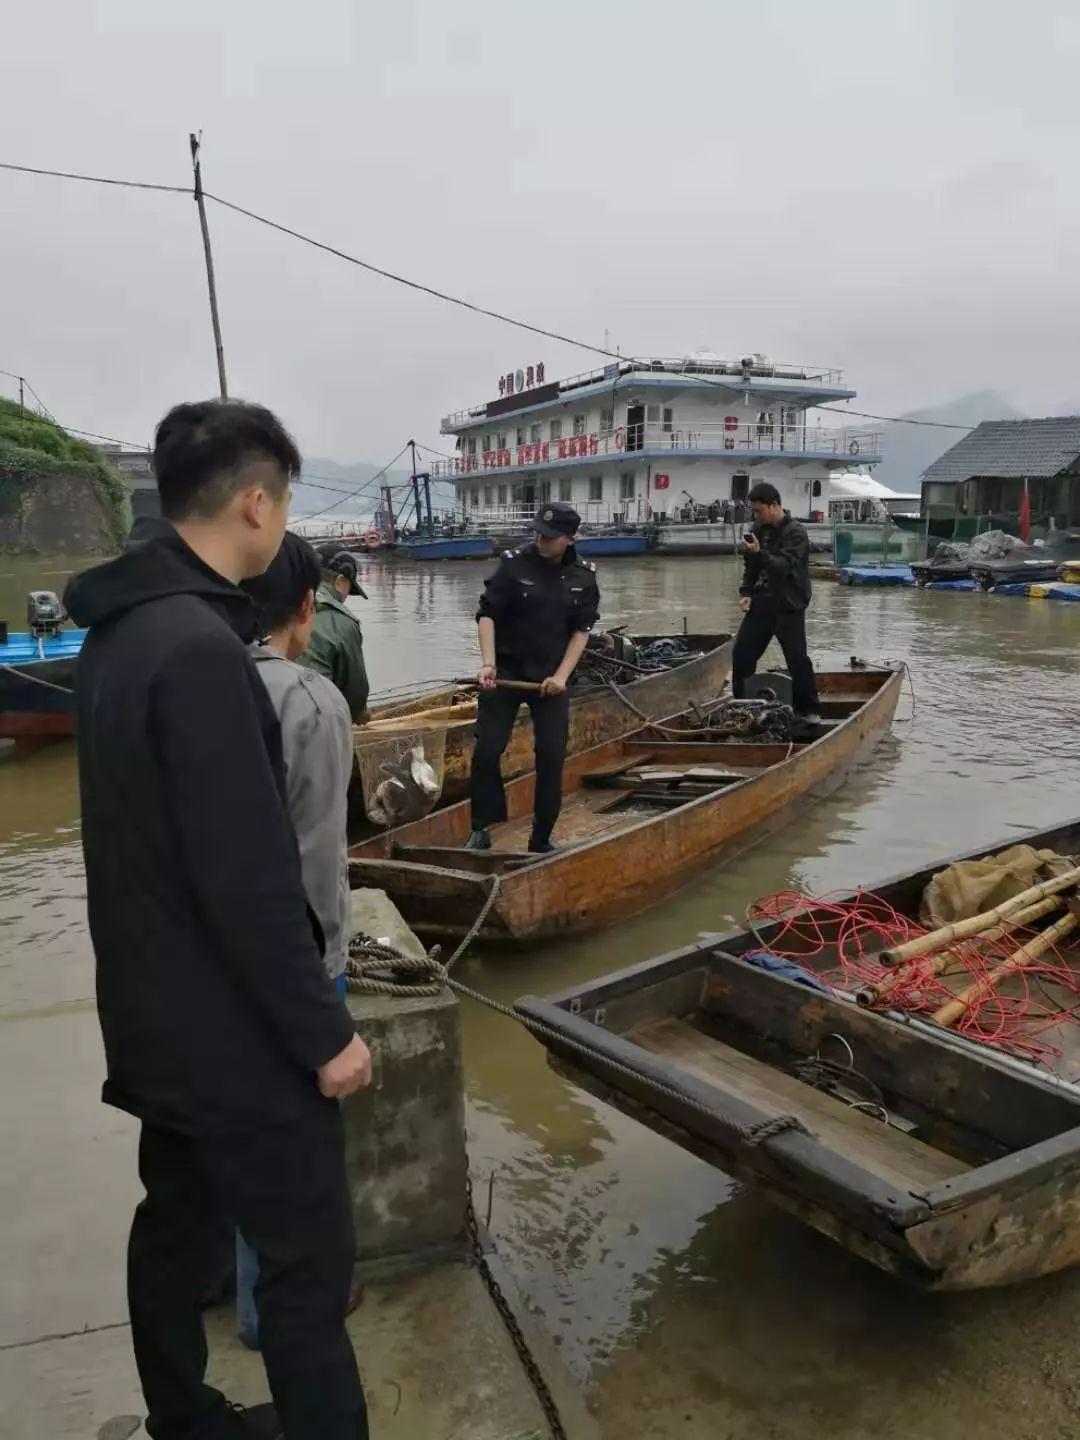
[[353, 668, 895, 873], [546, 915, 1080, 1199]]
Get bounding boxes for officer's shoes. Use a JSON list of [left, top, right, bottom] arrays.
[[464, 828, 492, 851], [528, 837, 559, 855]]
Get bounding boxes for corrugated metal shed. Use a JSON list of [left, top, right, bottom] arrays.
[[921, 417, 1080, 484]]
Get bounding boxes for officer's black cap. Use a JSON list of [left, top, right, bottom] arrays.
[[533, 502, 580, 539], [315, 543, 367, 599]]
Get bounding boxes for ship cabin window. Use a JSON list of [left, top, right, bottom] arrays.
[[516, 427, 526, 446], [573, 414, 587, 436], [483, 434, 492, 452], [466, 436, 477, 455], [530, 424, 542, 443], [539, 479, 552, 502], [558, 478, 573, 502], [589, 475, 604, 502], [497, 484, 508, 505], [483, 486, 494, 506], [599, 408, 614, 437], [496, 432, 507, 451], [550, 419, 562, 442], [620, 472, 636, 500], [812, 480, 823, 498], [646, 405, 674, 433], [470, 488, 480, 507]]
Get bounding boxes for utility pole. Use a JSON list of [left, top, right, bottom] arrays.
[[189, 132, 228, 398], [17, 376, 25, 413]]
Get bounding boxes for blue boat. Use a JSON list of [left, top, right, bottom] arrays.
[[575, 534, 649, 557], [0, 628, 84, 739], [836, 565, 915, 587], [397, 536, 495, 561]]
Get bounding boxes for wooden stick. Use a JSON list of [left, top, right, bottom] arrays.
[[930, 912, 1079, 1029], [857, 895, 1065, 1005], [452, 676, 543, 692], [879, 866, 1080, 966], [360, 701, 477, 730]]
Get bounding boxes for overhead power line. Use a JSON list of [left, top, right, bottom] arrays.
[[1, 157, 975, 433]]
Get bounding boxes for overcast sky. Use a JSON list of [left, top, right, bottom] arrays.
[[2, 0, 1078, 477]]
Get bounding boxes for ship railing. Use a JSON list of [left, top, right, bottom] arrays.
[[440, 358, 848, 427], [430, 424, 880, 477]]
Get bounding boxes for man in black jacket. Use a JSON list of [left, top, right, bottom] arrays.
[[732, 481, 821, 719], [65, 400, 371, 1440], [465, 502, 600, 854]]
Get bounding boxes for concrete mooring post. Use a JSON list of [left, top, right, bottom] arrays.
[[341, 890, 469, 1276]]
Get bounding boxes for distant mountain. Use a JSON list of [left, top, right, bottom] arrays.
[[290, 457, 412, 518], [872, 392, 1027, 494]]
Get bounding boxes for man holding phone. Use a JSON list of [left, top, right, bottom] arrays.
[[732, 481, 821, 721]]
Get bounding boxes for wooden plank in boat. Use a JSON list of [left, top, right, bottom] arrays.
[[629, 1016, 970, 1191], [390, 844, 535, 873]]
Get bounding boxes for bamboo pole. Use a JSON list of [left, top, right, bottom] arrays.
[[879, 866, 1080, 967], [856, 895, 1065, 1006], [930, 912, 1080, 1029], [360, 701, 477, 730]]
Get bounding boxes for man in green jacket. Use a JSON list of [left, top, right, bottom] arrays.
[[301, 547, 370, 720]]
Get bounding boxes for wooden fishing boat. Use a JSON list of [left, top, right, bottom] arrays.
[[362, 632, 733, 807], [349, 664, 902, 944], [516, 817, 1080, 1290]]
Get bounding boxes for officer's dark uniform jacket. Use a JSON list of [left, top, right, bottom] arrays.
[[477, 542, 600, 678]]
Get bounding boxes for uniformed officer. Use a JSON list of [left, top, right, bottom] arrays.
[[466, 502, 600, 854], [300, 545, 371, 721]]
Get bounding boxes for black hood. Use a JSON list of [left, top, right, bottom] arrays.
[[65, 529, 257, 639]]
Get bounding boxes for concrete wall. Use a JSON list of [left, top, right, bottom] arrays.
[[342, 891, 468, 1275]]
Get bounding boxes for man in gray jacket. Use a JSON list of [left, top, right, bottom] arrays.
[[244, 532, 354, 986], [238, 531, 355, 1346]]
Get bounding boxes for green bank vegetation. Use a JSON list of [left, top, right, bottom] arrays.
[[0, 397, 130, 546]]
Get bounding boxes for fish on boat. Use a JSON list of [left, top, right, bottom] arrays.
[[516, 817, 1080, 1290], [348, 664, 903, 945], [360, 632, 734, 808]]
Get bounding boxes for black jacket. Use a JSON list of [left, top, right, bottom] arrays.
[[64, 531, 356, 1134], [739, 512, 812, 612], [477, 542, 600, 682]]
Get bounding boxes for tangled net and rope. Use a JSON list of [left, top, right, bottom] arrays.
[[746, 887, 1080, 1069]]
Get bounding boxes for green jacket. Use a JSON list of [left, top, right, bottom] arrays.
[[300, 582, 369, 720]]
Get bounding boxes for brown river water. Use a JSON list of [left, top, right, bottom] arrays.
[[3, 551, 1080, 1438]]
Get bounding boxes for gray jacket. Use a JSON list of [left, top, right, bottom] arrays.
[[250, 643, 353, 979]]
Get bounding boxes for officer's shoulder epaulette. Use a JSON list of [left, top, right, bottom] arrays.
[[502, 547, 520, 560], [581, 559, 597, 573]]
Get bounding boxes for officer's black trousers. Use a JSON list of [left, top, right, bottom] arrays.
[[128, 1098, 367, 1440], [470, 687, 570, 844], [732, 600, 820, 715]]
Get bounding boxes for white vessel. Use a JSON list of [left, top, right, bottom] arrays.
[[430, 351, 883, 530]]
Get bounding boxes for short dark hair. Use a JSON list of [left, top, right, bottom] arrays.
[[241, 531, 321, 632], [153, 399, 302, 521], [748, 482, 782, 506]]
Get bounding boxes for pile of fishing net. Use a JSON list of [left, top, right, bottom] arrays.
[[744, 844, 1080, 1067]]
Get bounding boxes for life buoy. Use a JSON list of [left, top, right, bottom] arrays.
[[614, 428, 626, 450], [363, 529, 382, 548], [848, 440, 860, 456]]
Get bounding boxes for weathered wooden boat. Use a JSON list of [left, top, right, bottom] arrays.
[[349, 664, 902, 944], [0, 628, 83, 740], [362, 632, 733, 808], [517, 817, 1080, 1289]]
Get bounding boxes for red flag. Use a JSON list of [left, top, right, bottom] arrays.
[[1019, 479, 1031, 543]]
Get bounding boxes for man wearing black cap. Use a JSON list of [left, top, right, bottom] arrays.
[[466, 501, 600, 853], [301, 546, 370, 721], [734, 481, 820, 720]]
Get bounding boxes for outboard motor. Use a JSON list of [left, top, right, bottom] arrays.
[[27, 590, 66, 642]]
